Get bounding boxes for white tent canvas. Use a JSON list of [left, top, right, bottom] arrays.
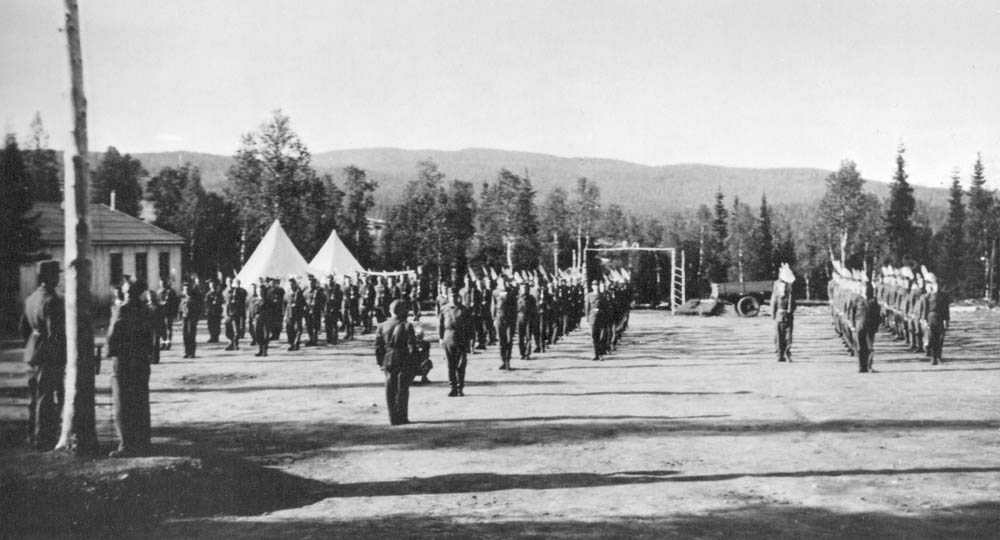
[[309, 229, 365, 277], [235, 220, 311, 284]]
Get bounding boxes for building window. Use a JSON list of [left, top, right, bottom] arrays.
[[135, 252, 148, 286], [110, 253, 123, 285], [159, 252, 170, 282]]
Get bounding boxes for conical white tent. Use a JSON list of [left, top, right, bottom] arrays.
[[236, 220, 311, 284], [309, 229, 365, 277]]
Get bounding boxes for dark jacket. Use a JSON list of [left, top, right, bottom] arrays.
[[20, 286, 66, 368], [375, 317, 418, 372]]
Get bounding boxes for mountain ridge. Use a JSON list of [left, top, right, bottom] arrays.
[[118, 147, 949, 216]]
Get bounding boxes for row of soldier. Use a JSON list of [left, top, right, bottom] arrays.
[[148, 273, 422, 358], [377, 271, 633, 425], [828, 263, 951, 372]]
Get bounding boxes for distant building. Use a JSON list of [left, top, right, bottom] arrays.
[[366, 217, 387, 242], [19, 202, 184, 307]]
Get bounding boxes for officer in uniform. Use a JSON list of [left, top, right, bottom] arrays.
[[342, 277, 356, 341], [204, 279, 224, 343], [771, 263, 796, 362], [106, 279, 155, 457], [157, 278, 179, 350], [375, 300, 419, 425], [179, 281, 202, 359], [439, 288, 472, 396], [19, 261, 65, 450], [586, 281, 605, 360]]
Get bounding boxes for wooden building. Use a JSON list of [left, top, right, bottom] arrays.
[[19, 202, 184, 307]]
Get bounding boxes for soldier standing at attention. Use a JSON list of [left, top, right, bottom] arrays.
[[232, 279, 248, 340], [439, 288, 472, 396], [375, 300, 419, 425], [284, 277, 306, 351], [516, 282, 538, 361], [852, 281, 881, 373], [204, 279, 224, 343], [223, 279, 241, 351], [304, 275, 325, 346], [19, 261, 65, 450], [342, 277, 356, 341], [157, 278, 179, 350], [106, 279, 156, 457], [325, 276, 343, 345], [248, 282, 269, 357], [924, 276, 951, 365], [179, 281, 202, 359], [771, 263, 797, 362], [494, 280, 517, 370]]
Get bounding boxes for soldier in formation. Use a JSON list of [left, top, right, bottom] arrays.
[[828, 263, 880, 372], [830, 262, 951, 370]]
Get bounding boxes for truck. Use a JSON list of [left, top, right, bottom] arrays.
[[710, 280, 774, 317]]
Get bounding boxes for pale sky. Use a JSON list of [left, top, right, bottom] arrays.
[[2, 0, 999, 188]]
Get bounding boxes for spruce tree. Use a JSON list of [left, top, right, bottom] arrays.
[[937, 169, 966, 292], [884, 144, 915, 265], [965, 154, 995, 296]]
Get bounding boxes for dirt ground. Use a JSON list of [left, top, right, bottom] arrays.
[[2, 305, 999, 538]]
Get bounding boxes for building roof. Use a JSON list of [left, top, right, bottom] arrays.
[[31, 202, 185, 246]]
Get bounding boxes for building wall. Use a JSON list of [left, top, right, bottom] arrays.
[[19, 243, 183, 308]]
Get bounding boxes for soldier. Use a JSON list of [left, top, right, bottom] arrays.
[[179, 281, 202, 359], [586, 281, 605, 361], [204, 280, 224, 343], [247, 282, 269, 357], [516, 282, 538, 360], [771, 263, 796, 362], [375, 300, 419, 425], [494, 279, 518, 370], [19, 261, 65, 450], [852, 281, 881, 373], [924, 278, 950, 365], [534, 280, 550, 354], [284, 277, 306, 351], [106, 279, 156, 457], [325, 276, 343, 345], [145, 289, 164, 364], [232, 279, 248, 340], [157, 278, 179, 350], [342, 277, 356, 341], [223, 279, 241, 351], [439, 288, 472, 396], [304, 275, 326, 346]]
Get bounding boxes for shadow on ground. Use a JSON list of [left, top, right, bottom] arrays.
[[151, 501, 1000, 539]]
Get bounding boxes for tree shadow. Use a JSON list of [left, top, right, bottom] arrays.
[[150, 379, 564, 394], [151, 416, 1000, 458], [466, 390, 752, 398], [147, 500, 1000, 539]]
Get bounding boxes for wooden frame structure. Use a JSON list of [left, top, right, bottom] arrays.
[[584, 246, 685, 311]]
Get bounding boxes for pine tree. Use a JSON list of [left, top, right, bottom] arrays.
[[0, 135, 40, 330], [22, 112, 61, 202], [337, 166, 377, 267], [884, 144, 915, 265], [703, 190, 729, 282], [936, 169, 966, 292], [754, 194, 775, 279], [91, 146, 146, 217], [964, 154, 995, 296]]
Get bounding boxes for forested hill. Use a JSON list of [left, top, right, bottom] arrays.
[[123, 148, 948, 215]]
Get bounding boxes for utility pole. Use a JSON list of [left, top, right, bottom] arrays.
[[56, 0, 98, 455]]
